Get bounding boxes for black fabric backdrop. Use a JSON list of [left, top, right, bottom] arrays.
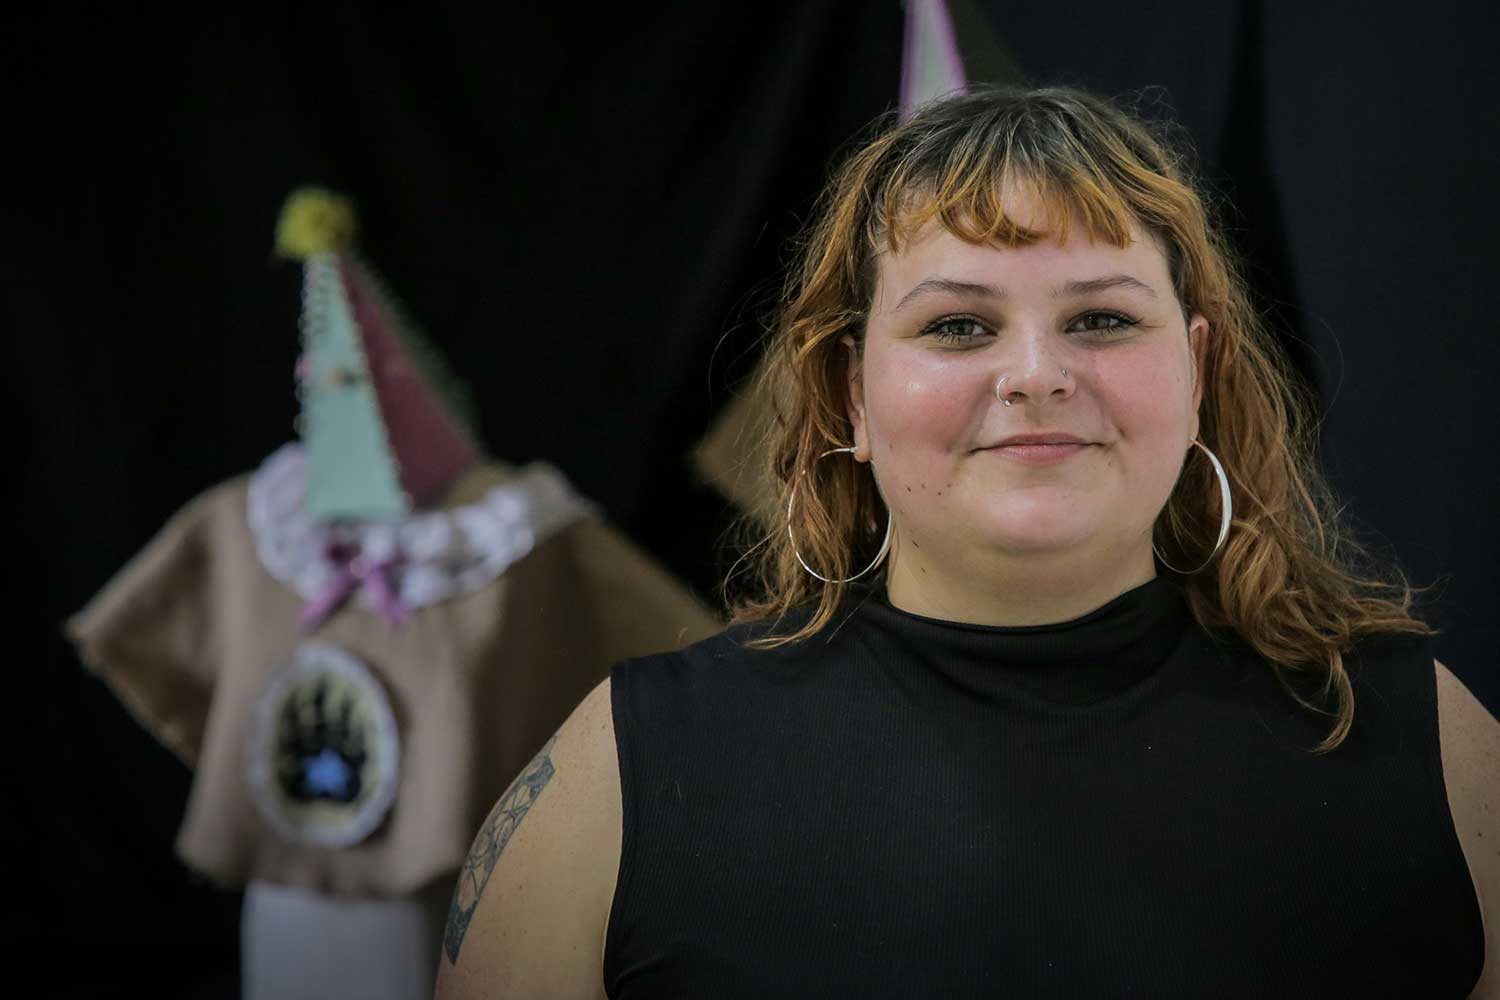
[[6, 3, 1495, 996]]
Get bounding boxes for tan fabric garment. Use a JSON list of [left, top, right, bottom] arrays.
[[66, 460, 720, 897], [692, 370, 778, 526]]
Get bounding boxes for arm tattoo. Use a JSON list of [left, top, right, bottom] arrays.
[[443, 734, 558, 964]]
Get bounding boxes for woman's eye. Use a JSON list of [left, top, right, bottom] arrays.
[[1071, 311, 1139, 338], [922, 317, 991, 343], [919, 311, 1139, 344]]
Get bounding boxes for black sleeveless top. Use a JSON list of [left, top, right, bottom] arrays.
[[603, 576, 1484, 998]]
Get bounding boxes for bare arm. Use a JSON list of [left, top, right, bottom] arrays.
[[1435, 659, 1499, 999], [435, 678, 621, 1000]]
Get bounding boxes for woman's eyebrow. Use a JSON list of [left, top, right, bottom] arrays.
[[893, 273, 1159, 313], [1060, 274, 1159, 300]]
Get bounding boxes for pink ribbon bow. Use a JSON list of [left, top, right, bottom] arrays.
[[300, 538, 409, 630]]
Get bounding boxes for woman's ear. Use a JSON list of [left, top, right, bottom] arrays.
[[843, 336, 871, 461], [1188, 314, 1209, 440]]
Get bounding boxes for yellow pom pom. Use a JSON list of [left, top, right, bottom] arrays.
[[275, 187, 357, 259]]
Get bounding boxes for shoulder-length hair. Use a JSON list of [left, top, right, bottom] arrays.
[[725, 84, 1434, 754]]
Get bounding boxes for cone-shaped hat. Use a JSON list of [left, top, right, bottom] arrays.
[[276, 187, 479, 521]]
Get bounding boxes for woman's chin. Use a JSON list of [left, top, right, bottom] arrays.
[[971, 527, 1099, 557], [968, 504, 1101, 554]]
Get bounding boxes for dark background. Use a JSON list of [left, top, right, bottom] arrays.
[[6, 2, 1495, 996]]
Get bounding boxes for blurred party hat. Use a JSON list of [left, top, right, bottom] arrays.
[[276, 187, 480, 522], [899, 0, 1026, 119], [900, 0, 967, 116]]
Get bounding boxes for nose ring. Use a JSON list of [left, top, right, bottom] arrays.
[[995, 368, 1069, 406]]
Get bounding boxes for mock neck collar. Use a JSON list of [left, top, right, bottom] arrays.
[[843, 574, 1194, 707]]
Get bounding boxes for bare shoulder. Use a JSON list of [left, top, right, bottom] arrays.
[[1434, 658, 1499, 997], [434, 677, 621, 1000]]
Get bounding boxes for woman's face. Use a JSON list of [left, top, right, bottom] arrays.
[[847, 190, 1208, 581]]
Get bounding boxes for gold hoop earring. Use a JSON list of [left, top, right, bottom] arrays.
[[1153, 438, 1232, 575], [786, 447, 893, 584]]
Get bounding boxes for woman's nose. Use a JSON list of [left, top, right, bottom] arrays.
[[995, 360, 1076, 406]]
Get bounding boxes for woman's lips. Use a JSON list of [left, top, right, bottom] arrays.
[[989, 443, 1092, 465]]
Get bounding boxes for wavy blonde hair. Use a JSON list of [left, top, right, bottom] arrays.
[[725, 84, 1436, 754]]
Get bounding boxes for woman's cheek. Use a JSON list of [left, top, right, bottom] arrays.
[[1105, 350, 1191, 438], [1104, 355, 1195, 496], [867, 353, 978, 452], [864, 376, 979, 519]]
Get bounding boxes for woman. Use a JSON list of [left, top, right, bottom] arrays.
[[435, 85, 1497, 998]]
